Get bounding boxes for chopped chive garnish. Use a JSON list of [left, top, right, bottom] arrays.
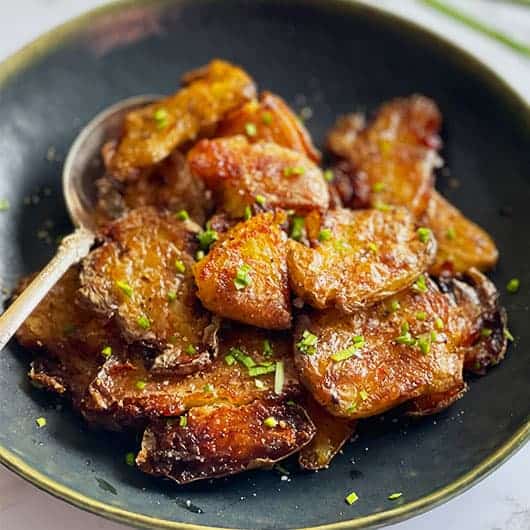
[[323, 169, 334, 182], [116, 280, 133, 297], [195, 250, 205, 261], [434, 317, 444, 330], [412, 274, 428, 293], [446, 227, 456, 240], [229, 347, 256, 368], [331, 337, 365, 362], [401, 321, 410, 333], [245, 122, 257, 137], [101, 346, 112, 358], [367, 242, 378, 253], [396, 322, 416, 346], [179, 415, 188, 427], [506, 278, 520, 294], [389, 299, 400, 312], [0, 198, 10, 211], [255, 194, 267, 206], [137, 315, 150, 329], [297, 330, 318, 355], [175, 259, 186, 273], [346, 402, 358, 414], [176, 209, 189, 221], [284, 166, 305, 177], [481, 327, 493, 338], [234, 263, 252, 290], [318, 228, 332, 242], [359, 389, 369, 401], [154, 108, 169, 129], [372, 182, 385, 193], [388, 492, 403, 500], [125, 452, 135, 466], [274, 360, 284, 395], [224, 354, 236, 366], [263, 339, 273, 357], [417, 335, 431, 355], [135, 380, 147, 390], [254, 378, 266, 389], [415, 311, 427, 321], [167, 291, 177, 302], [262, 111, 273, 125], [263, 416, 278, 428], [417, 227, 431, 243], [35, 417, 47, 428], [197, 228, 218, 251], [185, 344, 197, 355], [203, 383, 214, 393], [290, 216, 305, 241], [345, 491, 359, 505], [244, 205, 252, 220], [248, 365, 277, 377], [374, 201, 392, 212], [504, 328, 514, 341]]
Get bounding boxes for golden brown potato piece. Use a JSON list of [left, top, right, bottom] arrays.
[[287, 207, 436, 312], [327, 96, 442, 216], [299, 396, 356, 470], [294, 276, 465, 419], [217, 91, 321, 162], [407, 383, 467, 416], [109, 60, 256, 180], [137, 399, 315, 484], [193, 211, 291, 329], [80, 207, 218, 374], [83, 325, 301, 429], [421, 191, 498, 275], [188, 136, 329, 218]]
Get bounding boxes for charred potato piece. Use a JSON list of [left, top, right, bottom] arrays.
[[299, 396, 356, 470], [287, 207, 436, 312], [188, 136, 329, 218], [422, 191, 498, 274], [137, 399, 316, 484], [294, 276, 465, 419], [193, 211, 291, 329], [83, 325, 301, 429], [80, 207, 218, 374], [109, 60, 256, 180], [217, 91, 321, 162], [327, 96, 442, 216]]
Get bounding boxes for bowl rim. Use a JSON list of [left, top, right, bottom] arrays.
[[0, 1, 528, 529]]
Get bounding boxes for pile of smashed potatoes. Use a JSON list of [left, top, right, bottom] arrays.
[[16, 60, 508, 485]]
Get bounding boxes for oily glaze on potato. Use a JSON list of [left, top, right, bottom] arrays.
[[298, 396, 356, 470], [137, 399, 315, 484], [294, 276, 465, 419], [188, 136, 329, 218], [83, 324, 301, 429], [109, 60, 256, 180], [287, 207, 436, 312], [80, 207, 218, 374], [421, 191, 498, 275], [193, 211, 291, 329], [217, 91, 321, 162], [327, 96, 442, 216]]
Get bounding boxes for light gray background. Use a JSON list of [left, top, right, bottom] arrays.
[[0, 1, 528, 529]]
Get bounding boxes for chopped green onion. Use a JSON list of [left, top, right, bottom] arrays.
[[179, 415, 188, 427], [203, 383, 214, 394], [197, 228, 218, 251], [290, 216, 305, 241], [331, 337, 365, 362], [137, 315, 150, 329], [374, 201, 392, 212], [274, 360, 284, 395], [229, 347, 256, 368], [506, 278, 520, 294], [175, 259, 186, 273], [35, 417, 47, 428], [0, 199, 9, 211], [417, 227, 431, 243], [446, 227, 456, 240], [481, 327, 493, 338], [234, 263, 252, 290], [125, 452, 135, 466], [245, 122, 257, 137], [367, 242, 378, 253], [185, 344, 197, 355], [346, 401, 358, 414], [401, 321, 410, 333], [417, 335, 431, 355], [176, 209, 189, 221], [388, 492, 403, 500], [372, 182, 385, 193], [389, 299, 400, 312], [224, 354, 236, 366], [345, 491, 359, 505], [167, 291, 177, 302], [434, 317, 444, 331], [262, 112, 273, 125], [415, 311, 427, 321], [263, 416, 278, 428], [255, 194, 267, 206], [135, 380, 147, 390], [284, 166, 305, 177], [116, 280, 133, 297], [248, 365, 277, 377], [154, 108, 169, 129], [412, 274, 428, 293], [323, 169, 334, 182], [504, 328, 514, 342], [318, 228, 332, 242], [297, 330, 318, 355], [101, 346, 112, 358], [254, 379, 266, 389], [359, 389, 369, 401], [263, 339, 273, 357], [195, 250, 205, 261], [244, 205, 252, 220]]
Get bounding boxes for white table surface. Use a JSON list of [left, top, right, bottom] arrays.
[[1, 1, 528, 529]]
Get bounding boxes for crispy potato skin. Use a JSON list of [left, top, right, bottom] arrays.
[[294, 277, 465, 419], [217, 91, 321, 162], [109, 60, 256, 180], [80, 207, 218, 373], [407, 383, 467, 416], [193, 212, 292, 329], [83, 325, 301, 429], [299, 396, 355, 470], [287, 207, 436, 312], [188, 136, 329, 217], [137, 399, 315, 484], [421, 191, 498, 274], [327, 96, 442, 216]]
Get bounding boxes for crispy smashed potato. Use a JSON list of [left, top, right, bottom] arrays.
[[109, 60, 256, 180], [407, 384, 467, 416], [422, 191, 498, 274], [287, 207, 436, 312], [294, 276, 465, 419], [327, 96, 442, 216], [137, 399, 315, 484], [80, 207, 218, 374], [188, 136, 329, 218], [217, 91, 321, 162], [83, 325, 301, 429], [193, 211, 291, 329], [299, 397, 356, 470]]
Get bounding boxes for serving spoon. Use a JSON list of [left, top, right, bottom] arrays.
[[0, 94, 160, 351]]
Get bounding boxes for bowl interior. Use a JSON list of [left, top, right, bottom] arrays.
[[0, 1, 528, 529]]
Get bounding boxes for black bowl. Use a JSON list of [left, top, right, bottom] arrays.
[[0, 1, 528, 529]]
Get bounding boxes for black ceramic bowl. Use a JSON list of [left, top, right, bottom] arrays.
[[0, 1, 528, 529]]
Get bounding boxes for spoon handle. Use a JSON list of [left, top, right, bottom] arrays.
[[0, 227, 95, 351]]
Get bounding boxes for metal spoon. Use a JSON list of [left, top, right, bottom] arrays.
[[0, 94, 160, 351]]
